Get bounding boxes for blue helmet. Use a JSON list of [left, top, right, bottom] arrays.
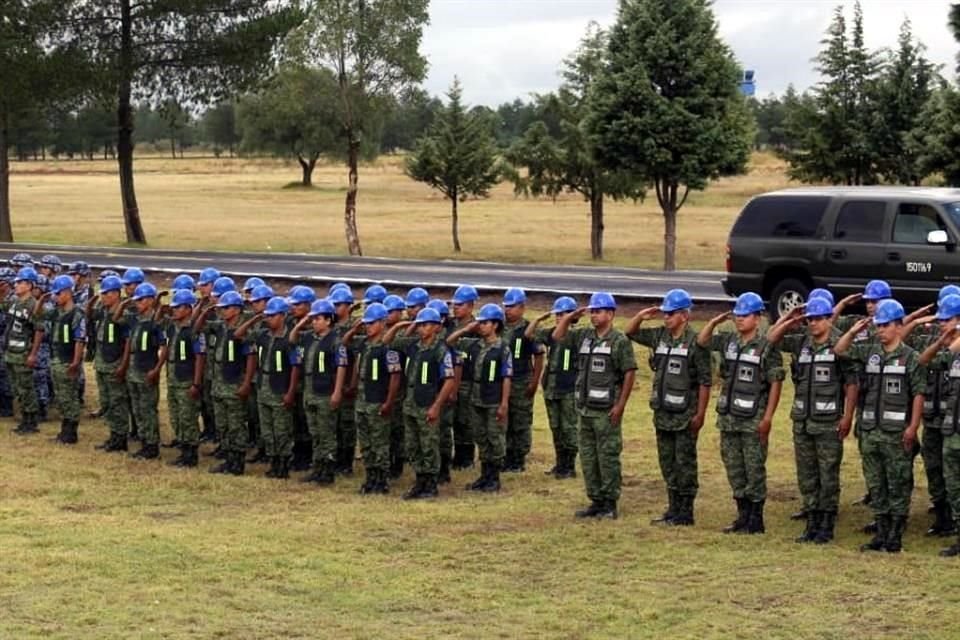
[[198, 267, 220, 286], [38, 254, 62, 271], [807, 288, 835, 306], [362, 302, 389, 323], [660, 289, 692, 313], [250, 284, 274, 302], [329, 288, 354, 305], [172, 274, 196, 292], [363, 284, 387, 304], [171, 289, 196, 307], [551, 296, 578, 314], [427, 299, 450, 317], [873, 299, 905, 324], [732, 292, 764, 316], [477, 303, 505, 323], [264, 296, 290, 316], [288, 285, 317, 305], [383, 294, 406, 312], [405, 287, 430, 307], [243, 277, 266, 293], [132, 282, 158, 300], [67, 261, 91, 276], [939, 285, 960, 304], [309, 299, 336, 317], [503, 287, 527, 307], [98, 269, 119, 282], [212, 276, 236, 297], [863, 279, 892, 302], [216, 291, 244, 308], [804, 297, 833, 318], [10, 252, 33, 268], [50, 275, 75, 294], [414, 308, 442, 324], [937, 294, 960, 320], [329, 282, 350, 294], [121, 267, 145, 286], [99, 275, 123, 293], [587, 292, 617, 310], [453, 285, 479, 305], [14, 267, 38, 283]]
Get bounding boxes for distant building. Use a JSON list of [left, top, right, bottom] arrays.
[[740, 70, 756, 97]]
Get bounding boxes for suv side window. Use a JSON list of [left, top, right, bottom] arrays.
[[892, 203, 946, 244], [731, 196, 829, 238], [834, 201, 886, 242]]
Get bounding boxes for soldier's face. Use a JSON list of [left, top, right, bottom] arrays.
[[55, 290, 72, 307], [734, 313, 759, 333], [124, 284, 137, 297], [504, 304, 524, 323], [219, 306, 239, 322], [14, 281, 31, 296], [476, 320, 497, 338], [876, 321, 899, 345], [311, 315, 332, 334], [364, 320, 383, 338], [386, 310, 402, 326], [417, 322, 440, 340], [453, 301, 473, 320], [135, 298, 154, 314], [265, 313, 285, 331], [292, 303, 309, 319], [663, 310, 687, 332], [406, 305, 422, 320], [102, 290, 120, 306], [589, 309, 613, 329], [335, 303, 351, 320], [198, 283, 213, 298], [865, 300, 878, 317], [806, 315, 830, 339], [251, 299, 267, 313], [939, 318, 956, 335], [172, 305, 191, 321]]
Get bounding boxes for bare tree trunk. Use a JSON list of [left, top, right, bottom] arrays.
[[589, 189, 603, 260], [343, 136, 362, 256], [0, 111, 14, 242], [451, 189, 461, 253], [117, 0, 147, 245], [657, 179, 678, 271], [298, 153, 318, 187]]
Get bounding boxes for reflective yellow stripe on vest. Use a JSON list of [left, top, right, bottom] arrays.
[[228, 341, 235, 362], [179, 340, 186, 361], [421, 361, 428, 384], [140, 330, 148, 351], [62, 324, 69, 344], [318, 352, 326, 373], [372, 358, 379, 381], [275, 349, 283, 372], [514, 338, 522, 358], [562, 348, 570, 371], [107, 323, 114, 343], [488, 360, 496, 382]]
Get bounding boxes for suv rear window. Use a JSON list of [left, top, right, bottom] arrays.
[[731, 196, 829, 238]]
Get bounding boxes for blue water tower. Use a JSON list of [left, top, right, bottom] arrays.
[[740, 70, 756, 97]]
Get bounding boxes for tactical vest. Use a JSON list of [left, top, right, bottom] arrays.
[[473, 342, 506, 405], [716, 337, 766, 419], [4, 302, 34, 354], [546, 342, 577, 394], [508, 321, 535, 378], [259, 334, 292, 395], [649, 335, 694, 413], [940, 355, 960, 435], [52, 308, 78, 364], [860, 351, 910, 433], [97, 314, 124, 363], [577, 335, 617, 411], [215, 324, 245, 384], [167, 325, 197, 384], [408, 341, 445, 408], [361, 343, 390, 404], [923, 359, 946, 420], [131, 319, 159, 373], [304, 332, 337, 396], [790, 338, 843, 422]]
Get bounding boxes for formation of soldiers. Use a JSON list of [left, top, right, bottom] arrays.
[[3, 251, 960, 556]]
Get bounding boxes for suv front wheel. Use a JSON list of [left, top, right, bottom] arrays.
[[769, 278, 810, 322]]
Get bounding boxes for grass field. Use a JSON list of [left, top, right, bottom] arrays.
[[8, 152, 792, 270], [2, 312, 960, 639]]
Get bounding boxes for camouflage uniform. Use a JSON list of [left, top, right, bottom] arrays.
[[302, 330, 349, 478], [123, 302, 142, 439], [46, 304, 87, 424], [0, 291, 14, 417], [451, 316, 477, 467], [255, 328, 301, 471], [501, 318, 544, 470], [536, 327, 580, 473], [936, 350, 960, 535], [212, 319, 254, 461], [126, 312, 166, 447], [907, 329, 950, 519], [3, 295, 43, 425], [92, 305, 130, 445], [33, 299, 54, 419], [334, 320, 361, 474], [354, 336, 402, 483], [164, 320, 205, 448]]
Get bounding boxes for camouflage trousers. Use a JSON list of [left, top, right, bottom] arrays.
[[336, 398, 357, 454], [33, 342, 51, 410], [128, 380, 160, 445], [545, 395, 578, 456], [404, 410, 440, 475], [96, 369, 129, 437], [8, 361, 38, 415], [473, 405, 506, 465], [579, 413, 623, 503], [792, 423, 843, 512], [167, 383, 200, 446], [942, 433, 960, 526], [454, 391, 474, 447], [655, 426, 699, 497], [215, 393, 249, 454], [305, 396, 337, 467], [51, 363, 81, 422], [0, 358, 13, 415], [293, 390, 309, 445], [719, 430, 768, 502], [390, 399, 405, 467], [921, 424, 946, 503], [356, 404, 391, 473], [506, 377, 534, 459], [439, 404, 454, 461], [861, 429, 914, 517], [247, 384, 260, 447], [257, 398, 293, 459]]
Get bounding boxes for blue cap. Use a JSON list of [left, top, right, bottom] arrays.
[[329, 288, 354, 305], [250, 285, 274, 302], [14, 267, 38, 283], [937, 294, 960, 320], [383, 294, 406, 312], [10, 253, 33, 267], [212, 276, 236, 297], [50, 275, 74, 294], [39, 254, 62, 270], [660, 289, 692, 313], [34, 274, 48, 292], [98, 269, 119, 282], [198, 267, 221, 286], [121, 267, 145, 285], [132, 282, 158, 300], [264, 296, 290, 316], [551, 296, 578, 314], [477, 303, 505, 322], [453, 285, 479, 305], [243, 277, 266, 293], [415, 308, 442, 324], [329, 282, 350, 294], [405, 287, 429, 307], [939, 285, 960, 304], [587, 292, 617, 310], [363, 284, 387, 304], [732, 292, 764, 316], [67, 261, 91, 276], [503, 287, 527, 307], [216, 291, 244, 308], [863, 279, 892, 302], [807, 288, 834, 306], [100, 275, 123, 293], [874, 299, 905, 324], [427, 299, 450, 317], [288, 285, 317, 305], [362, 302, 389, 323], [173, 274, 196, 292], [171, 289, 196, 307], [0, 267, 14, 284], [804, 297, 833, 318], [309, 299, 336, 317]]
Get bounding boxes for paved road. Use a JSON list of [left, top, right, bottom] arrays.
[[0, 242, 731, 302]]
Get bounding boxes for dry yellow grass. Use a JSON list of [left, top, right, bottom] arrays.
[[9, 152, 792, 269]]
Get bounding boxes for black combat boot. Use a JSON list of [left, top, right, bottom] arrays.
[[337, 447, 354, 477], [419, 475, 439, 498], [451, 444, 467, 471], [668, 495, 695, 527], [359, 467, 375, 495], [131, 442, 159, 460], [318, 460, 336, 485], [723, 498, 750, 533], [208, 453, 231, 473], [795, 510, 821, 543], [596, 499, 618, 520], [860, 514, 890, 552], [168, 446, 188, 467], [228, 450, 245, 476], [403, 474, 425, 500], [300, 465, 324, 484], [790, 508, 808, 521], [265, 457, 280, 478], [463, 443, 476, 469], [389, 451, 404, 479], [479, 463, 501, 493], [291, 441, 311, 472], [555, 450, 577, 480], [375, 469, 390, 495], [862, 520, 878, 534], [501, 450, 518, 473], [652, 490, 678, 525], [927, 501, 955, 537], [544, 443, 561, 475], [275, 456, 291, 479], [13, 412, 38, 435], [466, 463, 490, 491], [65, 419, 79, 444], [247, 446, 268, 464], [939, 527, 960, 557], [438, 453, 451, 485], [52, 418, 69, 443], [744, 500, 765, 534], [104, 433, 128, 452], [575, 500, 605, 519], [183, 445, 199, 468], [813, 510, 837, 544], [885, 516, 908, 553]]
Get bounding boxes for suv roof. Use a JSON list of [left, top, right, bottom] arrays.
[[761, 186, 960, 203]]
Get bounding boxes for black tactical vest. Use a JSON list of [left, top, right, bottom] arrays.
[[716, 337, 767, 419], [790, 337, 844, 422], [167, 325, 197, 383], [131, 319, 159, 373], [361, 343, 390, 404], [304, 332, 337, 396], [52, 308, 78, 364], [860, 350, 911, 433]]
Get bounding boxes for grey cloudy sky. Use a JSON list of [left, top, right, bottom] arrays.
[[420, 0, 958, 105]]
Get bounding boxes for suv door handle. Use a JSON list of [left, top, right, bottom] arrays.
[[887, 251, 901, 261], [830, 249, 847, 259]]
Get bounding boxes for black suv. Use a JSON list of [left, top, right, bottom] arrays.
[[722, 187, 960, 319]]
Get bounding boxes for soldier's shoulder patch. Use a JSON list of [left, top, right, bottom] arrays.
[[868, 353, 882, 366], [386, 350, 400, 365]]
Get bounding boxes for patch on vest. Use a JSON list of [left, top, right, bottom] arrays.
[[737, 365, 754, 383], [667, 358, 682, 375], [814, 365, 831, 383], [591, 357, 606, 373], [885, 378, 902, 395]]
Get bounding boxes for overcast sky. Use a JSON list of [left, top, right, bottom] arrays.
[[420, 0, 958, 106]]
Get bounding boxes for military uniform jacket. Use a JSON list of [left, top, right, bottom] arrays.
[[165, 321, 206, 387], [535, 327, 579, 401], [390, 336, 456, 415], [566, 327, 637, 418], [781, 330, 857, 433], [42, 305, 87, 366], [708, 331, 784, 432], [127, 313, 167, 384], [2, 295, 42, 365], [91, 304, 129, 373], [841, 341, 925, 434], [355, 336, 402, 411], [502, 318, 544, 381], [302, 330, 349, 401]]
